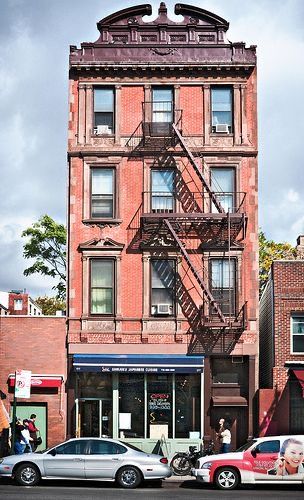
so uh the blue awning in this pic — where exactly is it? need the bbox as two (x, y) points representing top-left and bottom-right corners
(73, 354), (204, 374)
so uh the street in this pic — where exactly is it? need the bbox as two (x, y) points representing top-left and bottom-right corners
(0, 478), (303, 500)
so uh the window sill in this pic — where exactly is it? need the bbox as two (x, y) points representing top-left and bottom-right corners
(83, 218), (122, 226)
(210, 133), (234, 136)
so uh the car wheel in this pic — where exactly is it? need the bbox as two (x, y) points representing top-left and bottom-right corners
(215, 467), (239, 490)
(15, 463), (40, 486)
(116, 466), (142, 489)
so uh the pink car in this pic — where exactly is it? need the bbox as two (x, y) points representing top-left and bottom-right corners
(192, 435), (304, 490)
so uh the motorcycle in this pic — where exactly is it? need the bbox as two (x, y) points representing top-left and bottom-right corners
(170, 440), (215, 476)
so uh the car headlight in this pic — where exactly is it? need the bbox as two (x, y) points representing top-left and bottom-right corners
(202, 462), (212, 470)
(0, 459), (4, 464)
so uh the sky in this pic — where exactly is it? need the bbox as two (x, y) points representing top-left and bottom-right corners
(0, 0), (303, 297)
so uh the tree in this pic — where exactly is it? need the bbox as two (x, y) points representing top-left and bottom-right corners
(35, 296), (66, 316)
(22, 215), (66, 300)
(259, 229), (297, 296)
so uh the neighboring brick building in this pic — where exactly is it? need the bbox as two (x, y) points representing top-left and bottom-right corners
(0, 316), (67, 448)
(67, 3), (258, 452)
(259, 238), (304, 436)
(0, 290), (43, 316)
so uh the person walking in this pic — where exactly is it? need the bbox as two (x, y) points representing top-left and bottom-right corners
(219, 422), (231, 454)
(28, 414), (39, 452)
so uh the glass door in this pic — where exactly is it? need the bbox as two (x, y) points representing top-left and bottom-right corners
(77, 398), (112, 438)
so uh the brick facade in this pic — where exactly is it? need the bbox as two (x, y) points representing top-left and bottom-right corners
(67, 3), (258, 449)
(259, 259), (304, 435)
(0, 316), (67, 448)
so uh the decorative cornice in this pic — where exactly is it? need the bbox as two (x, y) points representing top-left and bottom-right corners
(78, 237), (124, 251)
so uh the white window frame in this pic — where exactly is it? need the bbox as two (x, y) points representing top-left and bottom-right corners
(291, 314), (304, 354)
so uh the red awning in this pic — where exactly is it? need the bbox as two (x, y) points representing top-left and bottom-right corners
(293, 370), (304, 397)
(8, 374), (63, 388)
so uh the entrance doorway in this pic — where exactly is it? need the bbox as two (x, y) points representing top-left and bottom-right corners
(76, 398), (112, 438)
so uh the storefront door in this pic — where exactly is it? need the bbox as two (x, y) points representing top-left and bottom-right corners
(77, 399), (112, 438)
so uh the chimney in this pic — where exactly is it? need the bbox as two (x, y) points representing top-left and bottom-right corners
(296, 235), (304, 258)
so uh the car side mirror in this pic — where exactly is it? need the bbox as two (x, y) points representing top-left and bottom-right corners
(49, 448), (57, 456)
(251, 449), (257, 458)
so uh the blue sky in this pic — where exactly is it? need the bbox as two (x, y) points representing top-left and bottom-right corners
(0, 0), (303, 297)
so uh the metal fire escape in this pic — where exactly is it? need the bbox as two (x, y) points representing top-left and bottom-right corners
(133, 101), (248, 336)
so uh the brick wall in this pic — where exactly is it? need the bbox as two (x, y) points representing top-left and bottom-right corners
(272, 261), (304, 390)
(0, 316), (67, 448)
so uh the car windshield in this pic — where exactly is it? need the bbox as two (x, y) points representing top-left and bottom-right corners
(235, 439), (257, 452)
(121, 441), (145, 453)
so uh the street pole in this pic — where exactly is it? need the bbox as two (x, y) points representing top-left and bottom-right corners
(10, 371), (17, 454)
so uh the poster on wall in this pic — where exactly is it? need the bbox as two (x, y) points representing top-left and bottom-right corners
(15, 370), (31, 399)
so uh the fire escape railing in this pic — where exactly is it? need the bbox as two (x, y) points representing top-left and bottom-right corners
(164, 219), (226, 324)
(132, 103), (248, 330)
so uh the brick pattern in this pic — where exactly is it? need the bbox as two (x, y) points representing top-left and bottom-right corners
(0, 317), (67, 448)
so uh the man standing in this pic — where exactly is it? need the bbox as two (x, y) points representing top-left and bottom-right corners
(28, 414), (39, 452)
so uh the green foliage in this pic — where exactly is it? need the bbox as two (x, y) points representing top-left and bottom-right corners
(35, 296), (66, 316)
(259, 229), (297, 296)
(22, 215), (66, 300)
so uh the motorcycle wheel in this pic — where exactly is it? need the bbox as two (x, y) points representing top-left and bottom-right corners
(170, 455), (192, 476)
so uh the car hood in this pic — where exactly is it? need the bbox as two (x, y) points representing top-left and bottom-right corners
(197, 451), (243, 465)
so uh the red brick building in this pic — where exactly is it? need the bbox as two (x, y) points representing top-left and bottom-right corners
(67, 3), (258, 452)
(0, 316), (66, 449)
(259, 238), (304, 436)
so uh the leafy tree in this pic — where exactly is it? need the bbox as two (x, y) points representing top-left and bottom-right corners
(259, 229), (297, 296)
(35, 296), (66, 316)
(22, 215), (66, 300)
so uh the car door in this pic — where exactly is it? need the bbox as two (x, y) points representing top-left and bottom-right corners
(248, 439), (281, 481)
(85, 439), (127, 479)
(43, 439), (89, 479)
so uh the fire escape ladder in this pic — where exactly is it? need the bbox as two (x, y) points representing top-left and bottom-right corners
(172, 123), (225, 214)
(164, 219), (226, 324)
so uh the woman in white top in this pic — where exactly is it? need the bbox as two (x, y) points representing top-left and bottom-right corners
(220, 422), (231, 453)
(20, 419), (33, 453)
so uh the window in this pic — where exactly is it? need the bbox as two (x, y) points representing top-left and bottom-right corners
(151, 169), (175, 213)
(14, 299), (22, 311)
(291, 315), (304, 353)
(90, 259), (114, 315)
(211, 167), (235, 213)
(88, 440), (127, 455)
(210, 259), (236, 315)
(94, 87), (114, 134)
(152, 87), (173, 123)
(211, 87), (233, 133)
(54, 440), (89, 455)
(253, 440), (280, 454)
(119, 374), (144, 438)
(151, 259), (175, 316)
(91, 168), (114, 219)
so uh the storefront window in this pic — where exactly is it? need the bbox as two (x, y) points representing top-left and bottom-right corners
(119, 374), (144, 438)
(147, 375), (172, 438)
(175, 374), (201, 438)
(77, 373), (112, 398)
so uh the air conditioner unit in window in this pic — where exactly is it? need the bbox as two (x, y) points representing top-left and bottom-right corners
(215, 123), (229, 133)
(95, 125), (111, 135)
(156, 304), (171, 315)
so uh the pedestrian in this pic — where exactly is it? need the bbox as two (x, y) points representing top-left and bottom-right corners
(28, 413), (40, 451)
(219, 422), (231, 454)
(216, 417), (225, 450)
(13, 418), (25, 454)
(14, 419), (33, 454)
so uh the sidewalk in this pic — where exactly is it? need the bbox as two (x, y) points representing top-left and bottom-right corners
(165, 474), (193, 482)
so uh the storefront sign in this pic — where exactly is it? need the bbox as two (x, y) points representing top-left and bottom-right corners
(15, 370), (31, 399)
(74, 354), (204, 374)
